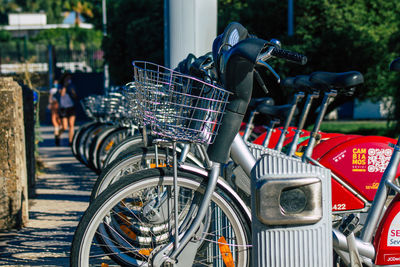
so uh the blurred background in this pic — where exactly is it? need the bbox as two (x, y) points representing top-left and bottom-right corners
(0, 0), (399, 135)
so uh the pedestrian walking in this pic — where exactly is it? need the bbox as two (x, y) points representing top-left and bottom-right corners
(56, 73), (77, 145)
(48, 79), (62, 146)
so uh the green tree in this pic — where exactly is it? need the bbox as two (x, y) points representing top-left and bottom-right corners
(0, 0), (20, 24)
(62, 0), (94, 25)
(32, 28), (102, 49)
(13, 0), (64, 23)
(0, 30), (11, 42)
(102, 0), (163, 85)
(100, 0), (400, 131)
(224, 0), (400, 127)
(218, 0), (248, 32)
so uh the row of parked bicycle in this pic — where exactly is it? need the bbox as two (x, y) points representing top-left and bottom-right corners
(69, 22), (400, 266)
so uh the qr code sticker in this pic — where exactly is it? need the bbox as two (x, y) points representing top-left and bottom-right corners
(367, 148), (392, 172)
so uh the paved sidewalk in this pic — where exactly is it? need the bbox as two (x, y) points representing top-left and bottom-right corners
(0, 126), (97, 266)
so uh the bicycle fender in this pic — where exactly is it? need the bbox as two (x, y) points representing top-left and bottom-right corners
(374, 194), (400, 265)
(319, 136), (399, 203)
(312, 134), (361, 160)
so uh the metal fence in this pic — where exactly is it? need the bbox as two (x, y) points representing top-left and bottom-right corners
(0, 43), (104, 74)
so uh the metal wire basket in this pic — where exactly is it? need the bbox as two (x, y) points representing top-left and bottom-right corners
(122, 82), (141, 125)
(133, 61), (231, 144)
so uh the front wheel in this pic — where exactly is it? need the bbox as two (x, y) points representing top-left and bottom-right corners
(71, 168), (251, 266)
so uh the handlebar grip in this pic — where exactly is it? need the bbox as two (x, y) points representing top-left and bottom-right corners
(271, 47), (307, 65)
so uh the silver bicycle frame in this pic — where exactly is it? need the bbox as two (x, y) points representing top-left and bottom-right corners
(151, 134), (255, 266)
(152, 162), (222, 266)
(361, 139), (400, 242)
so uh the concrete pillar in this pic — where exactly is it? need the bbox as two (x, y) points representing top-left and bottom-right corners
(0, 77), (29, 229)
(168, 0), (217, 68)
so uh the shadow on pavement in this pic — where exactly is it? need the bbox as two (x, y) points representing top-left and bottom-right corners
(0, 125), (97, 266)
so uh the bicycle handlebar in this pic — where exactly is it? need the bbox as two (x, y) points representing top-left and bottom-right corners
(270, 47), (308, 65)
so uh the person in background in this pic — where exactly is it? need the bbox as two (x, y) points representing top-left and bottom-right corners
(48, 80), (61, 146)
(56, 73), (77, 145)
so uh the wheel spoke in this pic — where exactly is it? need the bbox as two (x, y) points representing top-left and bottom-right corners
(72, 172), (250, 266)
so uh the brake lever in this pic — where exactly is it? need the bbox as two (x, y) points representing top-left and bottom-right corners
(256, 59), (281, 84)
(257, 39), (281, 62)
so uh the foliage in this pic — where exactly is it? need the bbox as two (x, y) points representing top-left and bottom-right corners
(0, 0), (101, 53)
(102, 0), (163, 85)
(2, 0), (399, 129)
(32, 27), (102, 49)
(102, 0), (250, 85)
(0, 0), (19, 24)
(63, 0), (94, 25)
(83, 0), (103, 30)
(12, 0), (64, 23)
(222, 0), (398, 98)
(0, 1), (96, 25)
(217, 0), (400, 128)
(102, 0), (400, 101)
(217, 0), (248, 32)
(0, 30), (11, 42)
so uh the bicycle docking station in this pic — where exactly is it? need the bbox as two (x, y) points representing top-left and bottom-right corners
(251, 153), (332, 267)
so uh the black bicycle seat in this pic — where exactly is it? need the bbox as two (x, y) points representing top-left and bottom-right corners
(282, 75), (319, 93)
(281, 77), (296, 89)
(248, 97), (275, 110)
(294, 75), (322, 92)
(310, 71), (364, 89)
(390, 58), (400, 72)
(256, 103), (297, 119)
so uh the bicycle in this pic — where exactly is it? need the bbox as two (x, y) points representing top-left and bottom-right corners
(70, 24), (308, 265)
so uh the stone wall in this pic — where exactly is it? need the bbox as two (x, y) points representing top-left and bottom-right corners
(0, 77), (29, 229)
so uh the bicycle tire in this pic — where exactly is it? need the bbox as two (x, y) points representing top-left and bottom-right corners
(77, 123), (106, 166)
(82, 124), (111, 168)
(71, 167), (251, 266)
(71, 121), (97, 159)
(95, 127), (130, 171)
(73, 122), (102, 165)
(87, 125), (121, 173)
(102, 134), (145, 168)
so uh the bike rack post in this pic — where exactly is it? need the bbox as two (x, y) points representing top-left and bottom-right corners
(275, 92), (305, 152)
(172, 141), (179, 250)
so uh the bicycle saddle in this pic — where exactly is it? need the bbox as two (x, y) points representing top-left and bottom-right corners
(390, 58), (400, 72)
(256, 103), (297, 120)
(281, 75), (317, 94)
(248, 97), (275, 110)
(310, 71), (364, 89)
(294, 75), (320, 92)
(281, 76), (296, 88)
